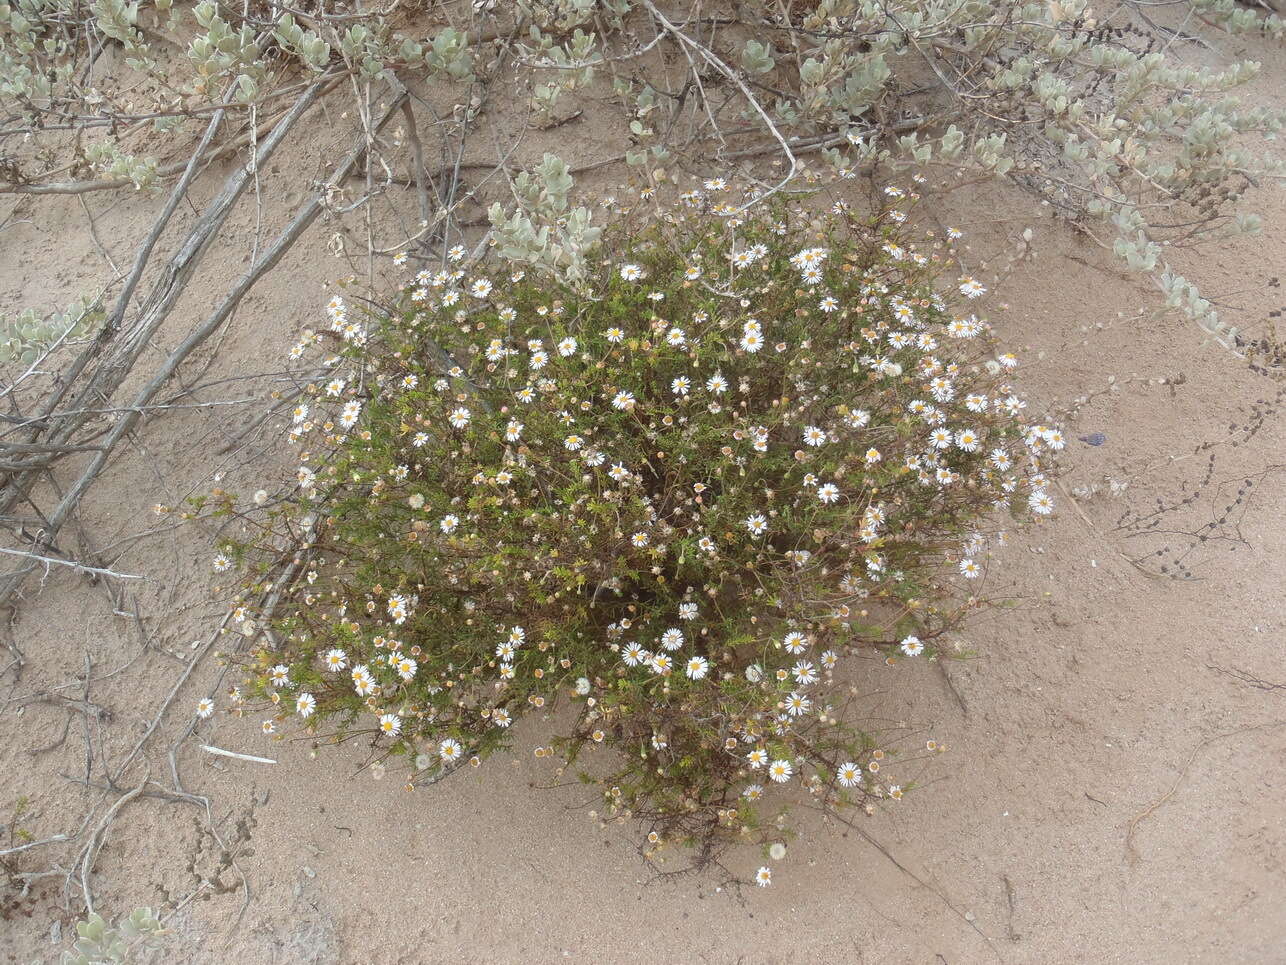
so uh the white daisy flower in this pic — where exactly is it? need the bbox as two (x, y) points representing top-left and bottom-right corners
(836, 762), (862, 787)
(339, 400), (362, 430)
(792, 661), (818, 685)
(768, 759), (793, 783)
(783, 692), (811, 717)
(782, 632), (808, 655)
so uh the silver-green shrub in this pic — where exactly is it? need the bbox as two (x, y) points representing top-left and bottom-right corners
(2, 295), (103, 365)
(487, 154), (602, 283)
(63, 907), (166, 965)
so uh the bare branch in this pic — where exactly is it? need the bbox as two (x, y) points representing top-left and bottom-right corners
(0, 547), (143, 582)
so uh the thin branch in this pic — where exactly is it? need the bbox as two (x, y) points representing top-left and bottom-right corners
(638, 0), (798, 210)
(199, 744), (277, 765)
(78, 774), (148, 916)
(0, 547), (142, 582)
(0, 78), (334, 579)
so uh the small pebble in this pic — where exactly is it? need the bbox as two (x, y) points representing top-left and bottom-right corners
(1079, 432), (1107, 446)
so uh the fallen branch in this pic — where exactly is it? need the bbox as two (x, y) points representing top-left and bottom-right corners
(78, 774), (147, 916)
(0, 77), (369, 610)
(199, 744), (277, 765)
(0, 75), (345, 197)
(0, 107), (223, 450)
(400, 96), (431, 229)
(0, 546), (142, 582)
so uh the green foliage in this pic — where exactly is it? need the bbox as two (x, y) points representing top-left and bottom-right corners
(487, 154), (603, 283)
(740, 39), (776, 76)
(2, 295), (103, 365)
(84, 140), (157, 190)
(64, 907), (166, 965)
(0, 0), (82, 101)
(236, 179), (1060, 864)
(525, 26), (597, 120)
(424, 26), (474, 81)
(273, 13), (331, 72)
(4, 794), (34, 844)
(517, 0), (629, 31)
(188, 0), (265, 99)
(88, 0), (141, 49)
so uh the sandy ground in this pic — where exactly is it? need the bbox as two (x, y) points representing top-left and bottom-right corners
(2, 23), (1284, 965)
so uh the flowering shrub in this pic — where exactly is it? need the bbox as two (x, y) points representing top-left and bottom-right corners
(234, 176), (1061, 872)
